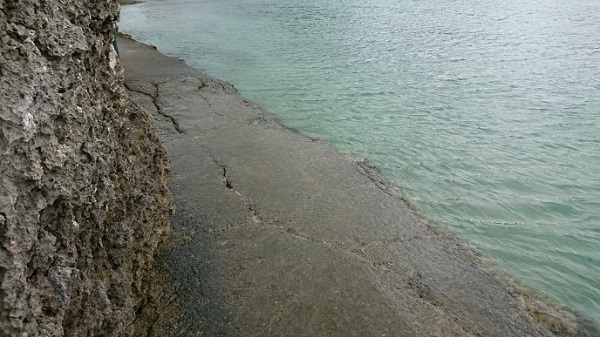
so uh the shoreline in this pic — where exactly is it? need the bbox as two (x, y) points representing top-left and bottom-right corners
(117, 34), (598, 336)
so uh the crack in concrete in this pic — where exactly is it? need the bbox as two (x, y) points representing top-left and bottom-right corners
(197, 147), (414, 274)
(125, 81), (185, 134)
(195, 84), (211, 105)
(199, 149), (420, 266)
(272, 223), (423, 270)
(218, 164), (262, 224)
(355, 160), (421, 213)
(222, 167), (233, 189)
(151, 82), (185, 134)
(196, 89), (225, 117)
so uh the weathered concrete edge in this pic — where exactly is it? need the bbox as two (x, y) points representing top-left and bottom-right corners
(356, 159), (600, 336)
(118, 34), (600, 336)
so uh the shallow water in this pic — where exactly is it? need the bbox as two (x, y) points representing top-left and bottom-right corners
(119, 0), (600, 325)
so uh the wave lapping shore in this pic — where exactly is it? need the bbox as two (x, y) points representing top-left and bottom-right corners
(117, 35), (598, 337)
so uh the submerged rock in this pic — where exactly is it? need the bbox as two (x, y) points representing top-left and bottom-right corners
(0, 1), (173, 336)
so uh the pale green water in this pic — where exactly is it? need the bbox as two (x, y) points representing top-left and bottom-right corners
(120, 0), (600, 325)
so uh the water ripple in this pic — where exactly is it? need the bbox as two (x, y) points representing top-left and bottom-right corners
(120, 0), (600, 325)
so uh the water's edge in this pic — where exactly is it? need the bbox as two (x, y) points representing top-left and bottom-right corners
(118, 31), (599, 335)
(118, 0), (600, 326)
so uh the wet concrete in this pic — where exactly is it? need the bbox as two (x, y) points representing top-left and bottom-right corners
(117, 35), (598, 337)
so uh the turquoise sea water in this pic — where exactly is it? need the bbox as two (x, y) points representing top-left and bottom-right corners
(119, 0), (600, 325)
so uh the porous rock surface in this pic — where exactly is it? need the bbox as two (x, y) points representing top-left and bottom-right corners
(0, 1), (173, 336)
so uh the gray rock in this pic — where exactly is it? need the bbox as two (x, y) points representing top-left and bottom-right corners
(0, 1), (173, 336)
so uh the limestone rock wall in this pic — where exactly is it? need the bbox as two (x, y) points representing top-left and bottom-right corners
(0, 1), (174, 336)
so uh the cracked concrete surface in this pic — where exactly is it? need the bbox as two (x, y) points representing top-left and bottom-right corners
(117, 35), (599, 337)
(125, 81), (185, 134)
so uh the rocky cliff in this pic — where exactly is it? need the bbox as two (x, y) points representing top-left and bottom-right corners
(0, 1), (173, 336)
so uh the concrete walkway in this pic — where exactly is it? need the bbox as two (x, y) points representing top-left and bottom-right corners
(117, 35), (596, 337)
